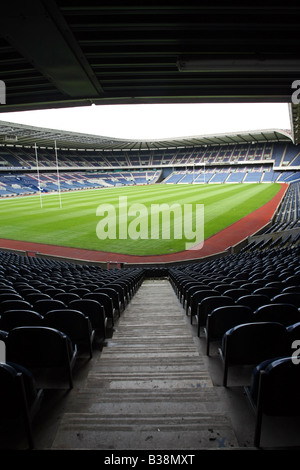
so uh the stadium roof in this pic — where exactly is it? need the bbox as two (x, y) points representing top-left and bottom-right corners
(0, 119), (293, 151)
(0, 1), (300, 145)
(0, 1), (300, 108)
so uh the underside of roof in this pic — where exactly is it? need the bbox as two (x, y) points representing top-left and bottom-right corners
(0, 1), (299, 145)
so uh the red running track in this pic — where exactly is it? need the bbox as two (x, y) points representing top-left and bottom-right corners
(0, 183), (288, 265)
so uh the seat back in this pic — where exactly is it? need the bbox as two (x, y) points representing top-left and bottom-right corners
(197, 295), (233, 330)
(223, 288), (251, 301)
(6, 326), (75, 368)
(271, 293), (300, 307)
(44, 309), (92, 343)
(207, 305), (253, 338)
(0, 300), (33, 313)
(69, 299), (106, 331)
(53, 293), (81, 305)
(34, 299), (66, 316)
(254, 303), (300, 326)
(222, 322), (290, 364)
(236, 294), (269, 311)
(0, 310), (43, 331)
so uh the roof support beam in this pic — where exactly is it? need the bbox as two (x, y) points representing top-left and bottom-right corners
(0, 0), (103, 99)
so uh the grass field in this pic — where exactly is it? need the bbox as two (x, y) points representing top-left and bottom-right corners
(0, 183), (281, 255)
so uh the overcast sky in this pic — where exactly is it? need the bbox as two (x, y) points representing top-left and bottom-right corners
(0, 102), (291, 140)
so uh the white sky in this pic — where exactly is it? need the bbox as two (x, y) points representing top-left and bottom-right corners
(0, 102), (291, 140)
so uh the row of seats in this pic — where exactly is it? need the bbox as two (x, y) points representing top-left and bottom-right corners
(0, 253), (144, 448)
(169, 245), (300, 447)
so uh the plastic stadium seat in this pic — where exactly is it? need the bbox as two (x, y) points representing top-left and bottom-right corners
(0, 362), (43, 449)
(95, 287), (122, 317)
(24, 293), (52, 306)
(214, 284), (234, 294)
(0, 310), (44, 331)
(271, 293), (300, 307)
(69, 287), (90, 297)
(6, 326), (77, 389)
(0, 300), (33, 313)
(0, 293), (23, 303)
(245, 357), (300, 447)
(109, 283), (127, 308)
(204, 305), (253, 356)
(235, 294), (269, 311)
(43, 288), (65, 296)
(180, 282), (206, 306)
(34, 299), (67, 316)
(286, 322), (300, 342)
(253, 303), (300, 326)
(83, 292), (115, 327)
(240, 283), (260, 293)
(197, 295), (233, 337)
(53, 292), (81, 305)
(223, 288), (251, 301)
(69, 299), (107, 342)
(184, 284), (208, 311)
(282, 286), (300, 294)
(219, 322), (290, 386)
(188, 289), (219, 324)
(44, 309), (95, 359)
(253, 287), (281, 299)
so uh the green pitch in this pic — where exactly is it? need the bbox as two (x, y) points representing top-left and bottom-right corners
(0, 183), (281, 255)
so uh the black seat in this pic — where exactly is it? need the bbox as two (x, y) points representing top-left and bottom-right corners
(69, 288), (90, 297)
(204, 305), (253, 355)
(223, 288), (251, 301)
(69, 299), (107, 343)
(184, 284), (208, 312)
(44, 309), (95, 358)
(0, 300), (33, 313)
(235, 294), (269, 311)
(214, 284), (234, 294)
(0, 362), (43, 449)
(271, 293), (300, 308)
(53, 293), (81, 305)
(34, 299), (66, 316)
(0, 293), (23, 304)
(245, 357), (300, 447)
(220, 322), (290, 386)
(188, 289), (219, 324)
(197, 296), (233, 337)
(282, 286), (300, 294)
(286, 322), (300, 343)
(94, 287), (122, 317)
(0, 310), (44, 331)
(6, 326), (77, 389)
(25, 293), (51, 304)
(252, 287), (281, 299)
(83, 292), (115, 327)
(109, 283), (127, 308)
(253, 303), (300, 326)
